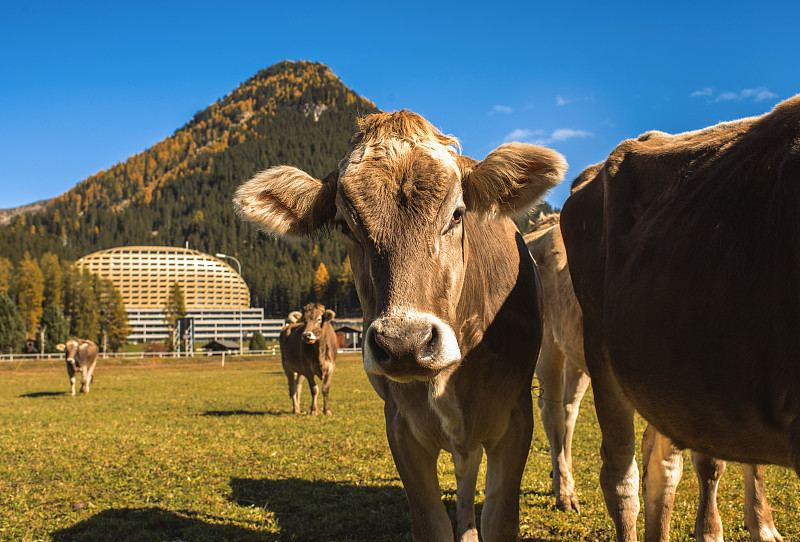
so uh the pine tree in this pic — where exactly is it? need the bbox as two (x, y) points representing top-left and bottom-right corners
(39, 252), (62, 307)
(249, 331), (267, 351)
(63, 268), (100, 340)
(97, 278), (130, 352)
(164, 282), (186, 350)
(39, 302), (69, 353)
(0, 292), (26, 354)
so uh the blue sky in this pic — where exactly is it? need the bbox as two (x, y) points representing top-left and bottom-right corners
(2, 1), (798, 210)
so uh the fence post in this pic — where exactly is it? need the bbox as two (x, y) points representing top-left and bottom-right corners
(221, 351), (225, 367)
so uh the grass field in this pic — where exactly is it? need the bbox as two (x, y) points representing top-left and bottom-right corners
(1, 353), (797, 541)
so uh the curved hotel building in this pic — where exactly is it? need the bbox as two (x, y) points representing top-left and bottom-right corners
(75, 246), (283, 343)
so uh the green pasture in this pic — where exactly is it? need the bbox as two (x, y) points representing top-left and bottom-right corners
(1, 354), (797, 541)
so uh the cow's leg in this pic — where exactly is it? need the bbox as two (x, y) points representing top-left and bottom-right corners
(294, 374), (304, 414)
(309, 376), (320, 416)
(536, 337), (579, 512)
(742, 463), (783, 542)
(585, 331), (639, 542)
(454, 447), (482, 542)
(386, 406), (453, 541)
(67, 364), (76, 396)
(641, 424), (684, 542)
(561, 359), (591, 512)
(81, 368), (90, 393)
(481, 391), (533, 542)
(691, 450), (725, 542)
(284, 370), (301, 414)
(321, 367), (334, 416)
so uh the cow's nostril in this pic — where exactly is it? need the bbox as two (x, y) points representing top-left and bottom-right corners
(420, 325), (440, 360)
(369, 330), (392, 365)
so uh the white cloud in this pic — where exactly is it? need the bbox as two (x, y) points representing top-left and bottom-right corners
(555, 95), (593, 107)
(691, 87), (713, 97)
(693, 86), (778, 103)
(488, 104), (513, 115)
(503, 128), (594, 145)
(551, 128), (594, 142)
(503, 128), (544, 142)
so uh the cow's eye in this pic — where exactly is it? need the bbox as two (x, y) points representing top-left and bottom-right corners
(335, 219), (352, 237)
(452, 209), (464, 224)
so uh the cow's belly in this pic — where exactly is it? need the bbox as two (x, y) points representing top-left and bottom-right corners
(604, 278), (795, 466)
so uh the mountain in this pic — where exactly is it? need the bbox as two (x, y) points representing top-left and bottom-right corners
(0, 61), (378, 317)
(0, 199), (51, 225)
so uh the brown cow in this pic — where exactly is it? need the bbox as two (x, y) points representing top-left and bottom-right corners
(526, 214), (782, 541)
(560, 95), (800, 541)
(56, 339), (99, 395)
(234, 110), (566, 541)
(279, 303), (337, 415)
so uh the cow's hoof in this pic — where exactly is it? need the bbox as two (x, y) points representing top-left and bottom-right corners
(556, 494), (581, 515)
(311, 410), (319, 416)
(324, 410), (332, 416)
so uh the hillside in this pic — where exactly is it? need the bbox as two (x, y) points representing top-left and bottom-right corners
(0, 199), (51, 226)
(0, 61), (378, 317)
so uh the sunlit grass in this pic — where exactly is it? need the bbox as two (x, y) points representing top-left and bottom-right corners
(0, 354), (797, 541)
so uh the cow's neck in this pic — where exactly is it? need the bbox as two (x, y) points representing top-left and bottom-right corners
(428, 215), (520, 451)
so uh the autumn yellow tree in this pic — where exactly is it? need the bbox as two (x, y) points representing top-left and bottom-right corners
(0, 257), (13, 294)
(313, 262), (329, 301)
(16, 254), (44, 337)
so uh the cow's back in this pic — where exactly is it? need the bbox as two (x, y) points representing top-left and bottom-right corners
(525, 220), (583, 366)
(562, 95), (800, 467)
(76, 340), (100, 368)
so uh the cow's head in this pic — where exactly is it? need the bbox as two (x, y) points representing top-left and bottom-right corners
(235, 110), (565, 382)
(295, 303), (335, 344)
(56, 340), (79, 367)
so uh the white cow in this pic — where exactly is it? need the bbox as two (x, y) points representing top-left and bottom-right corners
(56, 339), (99, 395)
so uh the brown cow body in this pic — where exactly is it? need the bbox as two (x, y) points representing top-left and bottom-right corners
(235, 110), (566, 541)
(57, 339), (99, 395)
(279, 303), (337, 415)
(526, 215), (782, 541)
(560, 96), (800, 541)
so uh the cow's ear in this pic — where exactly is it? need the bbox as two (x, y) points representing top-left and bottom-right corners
(287, 311), (302, 323)
(234, 166), (338, 237)
(56, 343), (66, 352)
(459, 143), (567, 216)
(323, 310), (335, 322)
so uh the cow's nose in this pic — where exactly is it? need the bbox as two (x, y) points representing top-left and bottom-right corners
(302, 331), (316, 342)
(371, 323), (439, 364)
(364, 313), (461, 380)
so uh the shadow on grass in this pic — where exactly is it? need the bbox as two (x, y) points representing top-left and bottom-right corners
(230, 476), (411, 540)
(202, 409), (287, 417)
(51, 507), (268, 542)
(19, 391), (68, 398)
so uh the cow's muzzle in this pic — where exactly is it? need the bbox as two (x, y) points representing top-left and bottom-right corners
(363, 312), (461, 381)
(302, 331), (317, 344)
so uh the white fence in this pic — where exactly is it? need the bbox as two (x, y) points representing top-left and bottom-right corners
(0, 347), (361, 363)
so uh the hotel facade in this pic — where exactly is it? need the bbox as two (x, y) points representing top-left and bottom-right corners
(75, 246), (284, 343)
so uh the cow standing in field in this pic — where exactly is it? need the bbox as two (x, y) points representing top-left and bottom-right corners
(56, 339), (99, 395)
(560, 95), (800, 541)
(235, 110), (566, 541)
(279, 303), (337, 416)
(526, 213), (782, 541)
